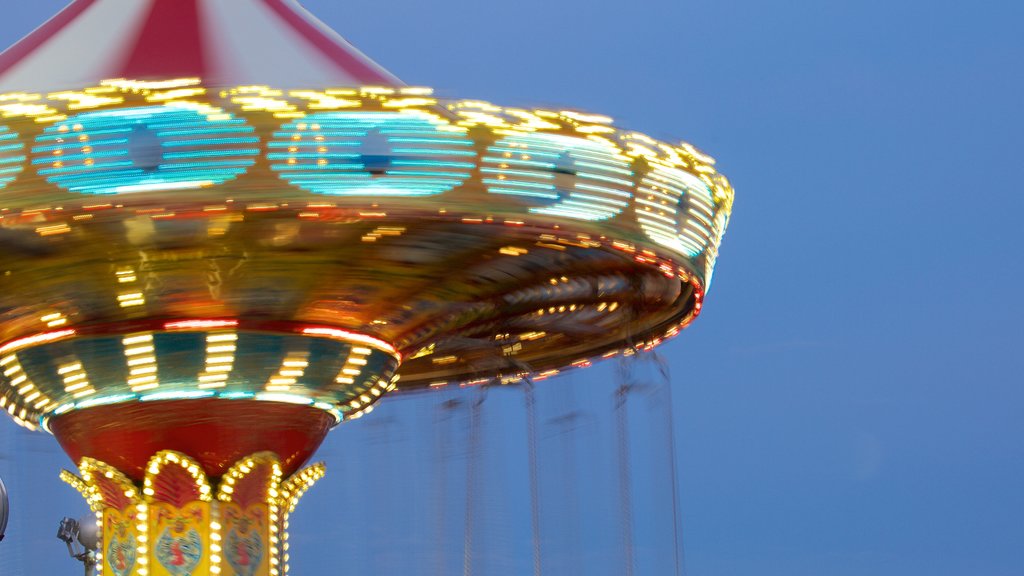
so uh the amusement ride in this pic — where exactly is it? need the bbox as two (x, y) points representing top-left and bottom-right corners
(0, 1), (733, 574)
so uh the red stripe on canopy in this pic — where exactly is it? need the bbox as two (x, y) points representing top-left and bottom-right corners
(118, 0), (209, 79)
(0, 0), (98, 76)
(262, 0), (396, 85)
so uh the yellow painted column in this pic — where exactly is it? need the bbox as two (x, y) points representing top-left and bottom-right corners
(103, 504), (145, 576)
(62, 460), (145, 576)
(61, 451), (325, 576)
(144, 452), (214, 576)
(217, 453), (283, 576)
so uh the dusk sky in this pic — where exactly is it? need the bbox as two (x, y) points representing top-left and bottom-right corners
(1, 0), (1022, 575)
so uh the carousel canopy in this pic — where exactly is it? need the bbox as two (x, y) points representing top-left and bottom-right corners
(0, 0), (401, 92)
(0, 0), (733, 481)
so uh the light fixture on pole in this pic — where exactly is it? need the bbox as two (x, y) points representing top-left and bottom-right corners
(0, 475), (8, 542)
(56, 515), (100, 576)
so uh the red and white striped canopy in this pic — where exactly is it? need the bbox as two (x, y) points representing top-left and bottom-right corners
(0, 0), (402, 92)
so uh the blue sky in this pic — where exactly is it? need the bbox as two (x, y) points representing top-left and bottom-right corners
(1, 0), (1023, 574)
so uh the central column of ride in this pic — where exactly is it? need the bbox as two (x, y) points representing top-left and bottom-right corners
(64, 451), (324, 576)
(25, 322), (403, 576)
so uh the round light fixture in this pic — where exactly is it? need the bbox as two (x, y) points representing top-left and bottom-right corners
(0, 475), (8, 542)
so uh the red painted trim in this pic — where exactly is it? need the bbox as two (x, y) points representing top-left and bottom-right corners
(0, 0), (98, 76)
(52, 399), (333, 480)
(261, 0), (397, 85)
(117, 0), (209, 79)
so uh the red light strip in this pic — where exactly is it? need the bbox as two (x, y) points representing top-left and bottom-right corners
(0, 321), (399, 361)
(301, 327), (400, 359)
(164, 319), (240, 331)
(0, 329), (77, 355)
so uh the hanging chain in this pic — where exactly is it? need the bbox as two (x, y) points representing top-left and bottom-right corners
(434, 393), (460, 576)
(615, 371), (636, 576)
(614, 274), (647, 576)
(463, 384), (486, 576)
(523, 377), (543, 576)
(656, 355), (687, 576)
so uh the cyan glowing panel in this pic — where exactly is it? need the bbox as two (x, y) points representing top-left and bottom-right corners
(637, 165), (717, 258)
(704, 208), (730, 289)
(677, 169), (717, 258)
(32, 105), (258, 194)
(483, 133), (633, 221)
(269, 111), (475, 196)
(0, 125), (25, 189)
(638, 164), (688, 256)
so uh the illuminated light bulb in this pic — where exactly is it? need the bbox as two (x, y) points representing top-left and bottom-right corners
(206, 345), (237, 353)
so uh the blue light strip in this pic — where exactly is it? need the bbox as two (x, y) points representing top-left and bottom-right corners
(40, 388), (347, 430)
(32, 105), (258, 195)
(270, 111), (475, 196)
(638, 165), (720, 258)
(639, 165), (688, 255)
(484, 133), (633, 222)
(0, 127), (25, 189)
(11, 100), (728, 265)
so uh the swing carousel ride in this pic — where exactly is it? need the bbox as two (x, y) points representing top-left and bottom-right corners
(0, 1), (733, 574)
